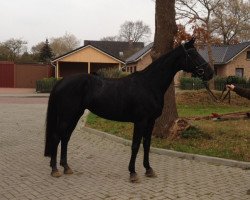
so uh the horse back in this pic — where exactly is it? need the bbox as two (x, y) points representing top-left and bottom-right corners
(54, 73), (163, 123)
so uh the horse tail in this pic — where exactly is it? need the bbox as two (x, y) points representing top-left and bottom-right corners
(44, 83), (59, 157)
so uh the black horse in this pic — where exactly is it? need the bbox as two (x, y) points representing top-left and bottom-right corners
(44, 38), (213, 181)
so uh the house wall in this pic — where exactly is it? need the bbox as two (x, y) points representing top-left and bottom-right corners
(56, 46), (124, 78)
(216, 47), (250, 78)
(136, 53), (152, 71)
(60, 46), (120, 63)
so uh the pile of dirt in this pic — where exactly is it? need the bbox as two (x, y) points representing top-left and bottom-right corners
(169, 118), (190, 139)
(176, 89), (250, 106)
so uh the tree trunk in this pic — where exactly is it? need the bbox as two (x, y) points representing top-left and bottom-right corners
(206, 23), (215, 89)
(151, 0), (178, 138)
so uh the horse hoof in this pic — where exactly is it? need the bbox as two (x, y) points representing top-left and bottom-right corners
(64, 167), (73, 175)
(130, 173), (140, 183)
(51, 170), (62, 178)
(145, 168), (157, 178)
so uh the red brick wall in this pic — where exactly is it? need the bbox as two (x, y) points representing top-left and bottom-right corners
(15, 64), (53, 88)
(0, 61), (15, 87)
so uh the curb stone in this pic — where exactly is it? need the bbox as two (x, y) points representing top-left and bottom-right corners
(83, 126), (250, 170)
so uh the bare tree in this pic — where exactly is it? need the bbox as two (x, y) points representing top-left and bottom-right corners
(212, 0), (250, 44)
(100, 36), (120, 41)
(0, 38), (27, 61)
(119, 20), (151, 42)
(50, 33), (81, 57)
(151, 0), (178, 138)
(176, 0), (222, 88)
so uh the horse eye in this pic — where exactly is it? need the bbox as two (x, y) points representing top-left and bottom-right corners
(197, 68), (204, 75)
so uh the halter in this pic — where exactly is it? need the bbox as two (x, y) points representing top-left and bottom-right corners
(182, 45), (207, 78)
(182, 45), (231, 103)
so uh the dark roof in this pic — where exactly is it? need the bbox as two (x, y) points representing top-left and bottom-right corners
(125, 42), (250, 65)
(126, 43), (153, 64)
(84, 40), (144, 61)
(198, 42), (250, 64)
(52, 44), (125, 63)
(52, 41), (144, 63)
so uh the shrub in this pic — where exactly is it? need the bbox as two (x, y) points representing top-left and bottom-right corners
(36, 77), (58, 93)
(181, 126), (212, 139)
(96, 67), (128, 78)
(214, 76), (248, 90)
(179, 77), (204, 90)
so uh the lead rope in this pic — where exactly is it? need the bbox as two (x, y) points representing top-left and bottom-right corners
(202, 81), (231, 103)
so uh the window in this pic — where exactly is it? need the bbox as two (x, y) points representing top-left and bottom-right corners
(247, 51), (250, 59)
(214, 66), (218, 76)
(235, 68), (244, 78)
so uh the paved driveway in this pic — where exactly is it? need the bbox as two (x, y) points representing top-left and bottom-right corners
(0, 96), (249, 200)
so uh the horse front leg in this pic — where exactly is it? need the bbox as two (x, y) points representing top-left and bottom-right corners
(143, 120), (157, 178)
(128, 121), (144, 182)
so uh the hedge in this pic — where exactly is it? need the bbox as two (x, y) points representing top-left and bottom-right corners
(36, 77), (58, 93)
(96, 67), (129, 78)
(179, 76), (250, 90)
(179, 77), (205, 90)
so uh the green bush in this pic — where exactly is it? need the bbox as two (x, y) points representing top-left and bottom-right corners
(36, 77), (58, 93)
(214, 76), (249, 90)
(96, 67), (128, 78)
(181, 126), (212, 139)
(180, 76), (250, 91)
(179, 77), (204, 90)
(214, 76), (227, 90)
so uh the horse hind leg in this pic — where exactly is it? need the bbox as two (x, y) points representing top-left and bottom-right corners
(50, 135), (62, 177)
(60, 137), (73, 175)
(59, 113), (84, 175)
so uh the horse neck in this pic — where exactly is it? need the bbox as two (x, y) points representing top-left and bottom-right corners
(142, 46), (183, 94)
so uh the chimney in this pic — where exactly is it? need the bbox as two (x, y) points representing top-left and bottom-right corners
(128, 40), (133, 45)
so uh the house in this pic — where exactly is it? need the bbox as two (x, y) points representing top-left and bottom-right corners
(52, 40), (144, 78)
(0, 61), (53, 88)
(126, 42), (153, 73)
(198, 42), (250, 78)
(125, 42), (250, 84)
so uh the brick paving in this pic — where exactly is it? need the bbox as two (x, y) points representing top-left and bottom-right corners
(0, 96), (250, 200)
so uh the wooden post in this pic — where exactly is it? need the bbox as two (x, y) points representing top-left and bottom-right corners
(56, 62), (59, 78)
(88, 62), (91, 74)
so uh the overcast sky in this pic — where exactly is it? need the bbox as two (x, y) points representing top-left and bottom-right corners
(1, 0), (155, 50)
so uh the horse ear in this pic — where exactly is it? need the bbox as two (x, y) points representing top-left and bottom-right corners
(190, 37), (196, 44)
(184, 37), (196, 48)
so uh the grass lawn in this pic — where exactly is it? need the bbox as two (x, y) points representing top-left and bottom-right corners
(86, 90), (250, 162)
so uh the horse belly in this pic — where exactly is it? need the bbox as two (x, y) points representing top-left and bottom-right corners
(88, 99), (133, 122)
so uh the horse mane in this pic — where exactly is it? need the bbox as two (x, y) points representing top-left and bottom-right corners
(139, 45), (183, 75)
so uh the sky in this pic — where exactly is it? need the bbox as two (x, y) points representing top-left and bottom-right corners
(1, 0), (155, 50)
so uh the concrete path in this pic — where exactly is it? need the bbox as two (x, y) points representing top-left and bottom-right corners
(0, 95), (250, 200)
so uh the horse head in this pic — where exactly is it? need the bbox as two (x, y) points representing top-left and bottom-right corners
(181, 38), (214, 81)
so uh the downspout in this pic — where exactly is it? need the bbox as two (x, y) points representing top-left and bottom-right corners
(50, 61), (57, 78)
